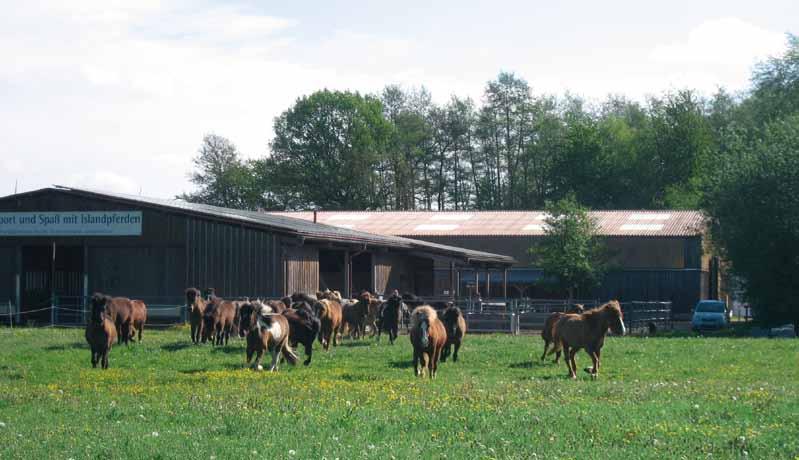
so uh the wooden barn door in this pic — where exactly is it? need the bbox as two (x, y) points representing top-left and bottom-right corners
(283, 246), (319, 296)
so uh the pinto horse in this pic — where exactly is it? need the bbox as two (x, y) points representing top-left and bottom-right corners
(540, 304), (585, 363)
(376, 291), (403, 344)
(282, 301), (321, 366)
(185, 288), (207, 344)
(549, 300), (626, 379)
(409, 305), (447, 378)
(439, 305), (466, 363)
(316, 298), (343, 351)
(238, 302), (298, 372)
(85, 293), (118, 369)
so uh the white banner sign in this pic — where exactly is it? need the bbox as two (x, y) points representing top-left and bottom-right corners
(0, 211), (142, 236)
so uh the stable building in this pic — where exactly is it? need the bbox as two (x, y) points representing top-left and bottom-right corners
(270, 210), (719, 317)
(0, 187), (513, 324)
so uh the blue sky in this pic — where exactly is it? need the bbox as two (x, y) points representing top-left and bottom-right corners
(1, 0), (796, 198)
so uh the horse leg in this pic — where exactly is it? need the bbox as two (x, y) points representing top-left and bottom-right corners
(390, 326), (397, 345)
(441, 343), (449, 362)
(102, 349), (109, 369)
(253, 349), (264, 371)
(568, 349), (578, 379)
(413, 349), (420, 377)
(431, 347), (442, 379)
(90, 348), (98, 368)
(453, 340), (461, 363)
(269, 345), (280, 372)
(246, 345), (253, 365)
(303, 340), (312, 366)
(137, 321), (143, 342)
(541, 340), (550, 361)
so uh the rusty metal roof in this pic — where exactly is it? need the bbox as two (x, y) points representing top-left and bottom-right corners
(268, 210), (706, 237)
(3, 187), (514, 265)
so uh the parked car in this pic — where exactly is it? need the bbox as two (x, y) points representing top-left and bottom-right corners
(691, 300), (728, 331)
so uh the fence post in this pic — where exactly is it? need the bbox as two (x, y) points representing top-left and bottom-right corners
(51, 296), (56, 327)
(7, 301), (12, 329)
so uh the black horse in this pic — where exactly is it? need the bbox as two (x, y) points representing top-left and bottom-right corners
(282, 301), (321, 366)
(377, 291), (404, 344)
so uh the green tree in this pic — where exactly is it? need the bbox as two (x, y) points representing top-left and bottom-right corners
(748, 34), (799, 124)
(180, 134), (260, 209)
(532, 195), (608, 300)
(703, 115), (799, 335)
(264, 90), (393, 210)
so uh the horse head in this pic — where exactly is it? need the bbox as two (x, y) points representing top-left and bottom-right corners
(90, 293), (111, 323)
(605, 300), (626, 335)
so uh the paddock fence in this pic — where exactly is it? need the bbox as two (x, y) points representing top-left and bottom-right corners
(0, 295), (672, 335)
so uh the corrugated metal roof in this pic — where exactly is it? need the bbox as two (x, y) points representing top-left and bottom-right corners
(268, 210), (706, 237)
(6, 187), (514, 265)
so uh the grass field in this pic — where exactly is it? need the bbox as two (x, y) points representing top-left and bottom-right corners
(0, 327), (797, 460)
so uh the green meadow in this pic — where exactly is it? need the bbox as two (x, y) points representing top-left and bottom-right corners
(0, 327), (797, 459)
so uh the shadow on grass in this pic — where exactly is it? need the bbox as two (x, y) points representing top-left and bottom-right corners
(161, 342), (193, 352)
(337, 340), (372, 348)
(45, 342), (87, 351)
(388, 360), (413, 369)
(508, 360), (555, 369)
(210, 345), (244, 354)
(179, 368), (211, 375)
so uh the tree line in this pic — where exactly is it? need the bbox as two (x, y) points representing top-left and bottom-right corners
(184, 34), (799, 331)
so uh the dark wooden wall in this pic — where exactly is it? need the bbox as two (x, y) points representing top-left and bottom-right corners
(284, 245), (319, 295)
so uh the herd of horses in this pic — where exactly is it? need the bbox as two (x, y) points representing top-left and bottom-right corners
(85, 288), (625, 379)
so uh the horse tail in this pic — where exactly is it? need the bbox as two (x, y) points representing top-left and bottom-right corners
(547, 321), (563, 356)
(281, 341), (299, 365)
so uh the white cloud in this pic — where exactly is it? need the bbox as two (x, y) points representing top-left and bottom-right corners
(64, 171), (141, 195)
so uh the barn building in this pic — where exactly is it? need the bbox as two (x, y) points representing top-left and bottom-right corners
(270, 210), (718, 317)
(0, 187), (513, 324)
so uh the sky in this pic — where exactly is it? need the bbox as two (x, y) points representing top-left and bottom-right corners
(0, 0), (796, 199)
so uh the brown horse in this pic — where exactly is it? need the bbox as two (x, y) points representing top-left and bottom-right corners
(238, 302), (298, 372)
(439, 305), (466, 363)
(316, 298), (342, 351)
(540, 304), (585, 363)
(129, 300), (147, 342)
(549, 300), (626, 379)
(409, 305), (447, 378)
(85, 293), (118, 369)
(203, 293), (237, 346)
(185, 288), (206, 344)
(101, 295), (134, 346)
(342, 291), (371, 339)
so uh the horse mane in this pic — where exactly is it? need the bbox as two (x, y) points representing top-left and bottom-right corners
(442, 305), (462, 321)
(410, 305), (437, 329)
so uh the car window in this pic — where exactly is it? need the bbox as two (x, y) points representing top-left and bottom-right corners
(696, 302), (725, 313)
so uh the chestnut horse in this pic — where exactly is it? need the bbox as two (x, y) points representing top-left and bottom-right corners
(282, 301), (321, 366)
(85, 293), (118, 369)
(185, 288), (206, 344)
(203, 293), (237, 346)
(129, 299), (147, 342)
(549, 300), (626, 379)
(409, 305), (447, 378)
(101, 294), (134, 346)
(376, 291), (403, 344)
(439, 305), (466, 363)
(238, 302), (298, 372)
(316, 298), (342, 351)
(540, 304), (585, 363)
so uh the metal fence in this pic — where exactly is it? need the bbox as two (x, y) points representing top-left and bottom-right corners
(0, 295), (671, 334)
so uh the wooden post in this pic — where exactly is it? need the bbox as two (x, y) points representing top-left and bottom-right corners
(15, 245), (21, 325)
(449, 262), (455, 299)
(344, 251), (352, 299)
(485, 270), (491, 299)
(503, 268), (508, 299)
(50, 241), (56, 326)
(82, 244), (89, 324)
